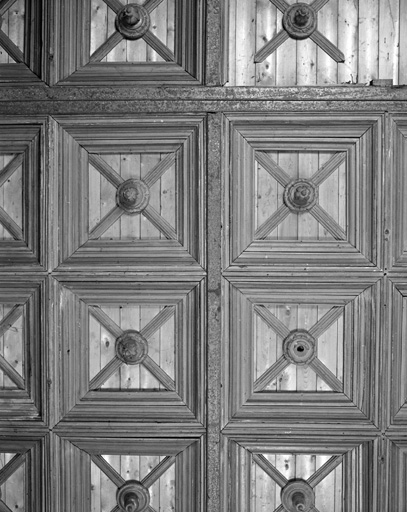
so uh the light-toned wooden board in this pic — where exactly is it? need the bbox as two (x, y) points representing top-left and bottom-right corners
(276, 29), (297, 86)
(3, 158), (22, 236)
(317, 305), (338, 391)
(3, 305), (22, 388)
(159, 153), (176, 239)
(255, 0), (277, 86)
(260, 150), (279, 239)
(298, 151), (319, 240)
(317, 0), (338, 84)
(227, 0), (237, 83)
(295, 453), (316, 481)
(358, 0), (379, 83)
(100, 155), (121, 239)
(141, 455), (161, 509)
(275, 453), (295, 507)
(0, 155), (13, 239)
(120, 154), (141, 239)
(277, 304), (297, 391)
(140, 306), (161, 389)
(147, 0), (167, 62)
(318, 152), (337, 240)
(167, 0), (175, 53)
(297, 30), (317, 86)
(235, 0), (256, 85)
(379, 0), (399, 82)
(337, 0), (359, 83)
(141, 154), (161, 239)
(277, 152), (298, 240)
(101, 307), (120, 389)
(6, 0), (25, 59)
(399, 0), (407, 83)
(98, 457), (119, 512)
(90, 0), (108, 57)
(90, 459), (101, 512)
(2, 458), (25, 510)
(159, 456), (175, 511)
(314, 455), (336, 511)
(106, 6), (127, 62)
(252, 454), (277, 511)
(254, 305), (277, 388)
(296, 305), (317, 391)
(120, 305), (141, 389)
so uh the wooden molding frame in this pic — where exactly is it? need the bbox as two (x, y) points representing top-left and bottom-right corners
(223, 434), (378, 511)
(51, 0), (204, 86)
(52, 433), (203, 512)
(51, 277), (205, 426)
(0, 119), (46, 270)
(224, 113), (383, 271)
(52, 115), (205, 272)
(0, 0), (44, 84)
(0, 277), (45, 423)
(224, 276), (381, 427)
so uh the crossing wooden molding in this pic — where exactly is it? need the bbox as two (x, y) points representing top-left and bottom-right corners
(52, 115), (205, 272)
(51, 0), (204, 85)
(223, 276), (381, 427)
(50, 277), (205, 426)
(223, 434), (379, 511)
(0, 0), (43, 84)
(0, 277), (45, 423)
(51, 433), (203, 512)
(0, 119), (46, 270)
(224, 113), (383, 271)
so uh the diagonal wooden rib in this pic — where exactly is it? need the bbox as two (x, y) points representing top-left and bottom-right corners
(143, 153), (176, 188)
(269, 0), (290, 13)
(310, 152), (346, 187)
(103, 0), (124, 14)
(0, 153), (23, 188)
(89, 356), (123, 390)
(254, 305), (291, 340)
(255, 204), (291, 240)
(309, 204), (346, 240)
(142, 355), (175, 391)
(253, 355), (290, 392)
(309, 358), (342, 392)
(0, 453), (25, 485)
(144, 0), (166, 13)
(91, 454), (125, 487)
(141, 456), (176, 488)
(88, 154), (124, 188)
(0, 31), (24, 63)
(109, 506), (121, 512)
(252, 454), (288, 487)
(254, 30), (290, 63)
(143, 30), (175, 62)
(0, 354), (24, 389)
(89, 206), (123, 240)
(142, 205), (177, 240)
(308, 455), (343, 488)
(0, 0), (18, 16)
(309, 306), (343, 340)
(140, 306), (175, 340)
(0, 206), (23, 240)
(310, 31), (345, 63)
(310, 0), (331, 11)
(274, 506), (285, 512)
(0, 501), (13, 512)
(89, 31), (124, 63)
(0, 305), (23, 338)
(255, 151), (292, 187)
(88, 306), (123, 339)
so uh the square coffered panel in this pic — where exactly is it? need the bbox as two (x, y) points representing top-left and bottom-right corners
(0, 278), (44, 422)
(52, 277), (205, 425)
(224, 277), (381, 426)
(53, 434), (203, 512)
(224, 113), (382, 270)
(0, 120), (45, 270)
(52, 0), (204, 85)
(53, 115), (205, 272)
(224, 435), (378, 512)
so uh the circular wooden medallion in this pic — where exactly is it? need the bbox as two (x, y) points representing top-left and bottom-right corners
(117, 480), (150, 512)
(284, 179), (318, 213)
(116, 179), (150, 214)
(115, 330), (148, 365)
(282, 3), (317, 40)
(283, 329), (316, 366)
(115, 4), (150, 40)
(281, 479), (315, 512)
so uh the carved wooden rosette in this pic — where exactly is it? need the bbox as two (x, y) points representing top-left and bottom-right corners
(283, 329), (316, 366)
(283, 179), (318, 213)
(282, 3), (317, 40)
(281, 479), (315, 512)
(116, 179), (150, 215)
(116, 480), (150, 512)
(115, 330), (148, 365)
(115, 4), (150, 40)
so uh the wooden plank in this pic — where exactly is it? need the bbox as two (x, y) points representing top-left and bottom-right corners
(146, 0), (167, 62)
(255, 0), (277, 85)
(277, 151), (298, 241)
(358, 0), (379, 83)
(296, 453), (316, 483)
(379, 0), (399, 83)
(2, 305), (23, 388)
(90, 0), (108, 57)
(140, 154), (160, 239)
(252, 453), (277, 511)
(317, 151), (339, 240)
(100, 307), (120, 389)
(106, 6), (126, 63)
(140, 306), (160, 389)
(158, 153), (176, 240)
(277, 304), (296, 391)
(119, 305), (140, 389)
(317, 0), (338, 84)
(99, 155), (121, 239)
(235, 0), (256, 85)
(120, 153), (141, 239)
(298, 151), (319, 242)
(296, 304), (317, 392)
(297, 22), (317, 86)
(337, 0), (358, 83)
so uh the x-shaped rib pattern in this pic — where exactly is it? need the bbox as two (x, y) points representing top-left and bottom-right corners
(254, 304), (343, 392)
(255, 151), (347, 241)
(252, 452), (343, 512)
(90, 0), (174, 63)
(0, 0), (25, 64)
(0, 304), (24, 390)
(255, 0), (345, 64)
(0, 452), (26, 512)
(0, 154), (23, 241)
(91, 453), (176, 512)
(88, 152), (177, 241)
(88, 305), (176, 391)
